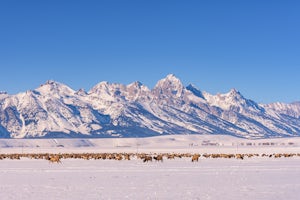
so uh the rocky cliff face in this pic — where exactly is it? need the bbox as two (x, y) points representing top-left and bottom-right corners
(1, 74), (300, 138)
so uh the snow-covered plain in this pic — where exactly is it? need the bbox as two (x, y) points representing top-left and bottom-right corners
(1, 135), (300, 200)
(1, 157), (300, 200)
(1, 134), (300, 154)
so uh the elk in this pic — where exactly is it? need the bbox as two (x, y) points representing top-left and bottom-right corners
(143, 156), (153, 162)
(153, 154), (163, 162)
(124, 154), (131, 160)
(167, 154), (175, 159)
(115, 154), (123, 161)
(235, 154), (244, 160)
(47, 155), (62, 163)
(191, 154), (200, 162)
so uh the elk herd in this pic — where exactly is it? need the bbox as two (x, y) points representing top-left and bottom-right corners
(0, 152), (299, 163)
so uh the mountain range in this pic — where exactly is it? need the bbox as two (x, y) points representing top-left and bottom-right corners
(1, 74), (300, 139)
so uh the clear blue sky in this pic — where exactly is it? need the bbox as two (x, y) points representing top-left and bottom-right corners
(0, 0), (299, 103)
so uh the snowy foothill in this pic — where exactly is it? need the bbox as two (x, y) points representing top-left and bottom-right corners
(1, 135), (300, 200)
(1, 134), (300, 154)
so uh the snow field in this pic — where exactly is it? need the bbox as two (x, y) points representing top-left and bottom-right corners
(1, 135), (300, 200)
(1, 157), (300, 200)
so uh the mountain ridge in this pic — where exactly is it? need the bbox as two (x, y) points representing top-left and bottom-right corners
(1, 74), (300, 139)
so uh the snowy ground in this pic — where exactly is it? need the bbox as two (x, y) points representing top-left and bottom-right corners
(1, 135), (300, 200)
(1, 134), (300, 154)
(1, 157), (300, 200)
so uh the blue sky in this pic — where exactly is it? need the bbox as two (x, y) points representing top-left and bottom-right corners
(0, 0), (299, 103)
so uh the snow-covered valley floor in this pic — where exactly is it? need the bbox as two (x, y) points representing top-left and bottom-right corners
(1, 135), (300, 200)
(1, 157), (300, 200)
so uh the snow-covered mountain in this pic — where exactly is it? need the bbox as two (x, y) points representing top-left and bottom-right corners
(1, 74), (300, 139)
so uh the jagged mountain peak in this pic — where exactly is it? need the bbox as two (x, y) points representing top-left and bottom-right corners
(203, 88), (262, 112)
(98, 81), (110, 86)
(186, 84), (204, 99)
(94, 81), (143, 90)
(89, 81), (127, 94)
(0, 91), (9, 100)
(186, 83), (197, 88)
(229, 88), (238, 94)
(166, 73), (179, 80)
(36, 80), (75, 96)
(211, 88), (244, 100)
(41, 80), (66, 88)
(227, 88), (242, 97)
(89, 81), (117, 96)
(220, 88), (245, 103)
(45, 80), (57, 85)
(127, 81), (143, 88)
(155, 74), (182, 86)
(75, 88), (87, 96)
(127, 81), (150, 92)
(153, 74), (184, 98)
(89, 81), (110, 94)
